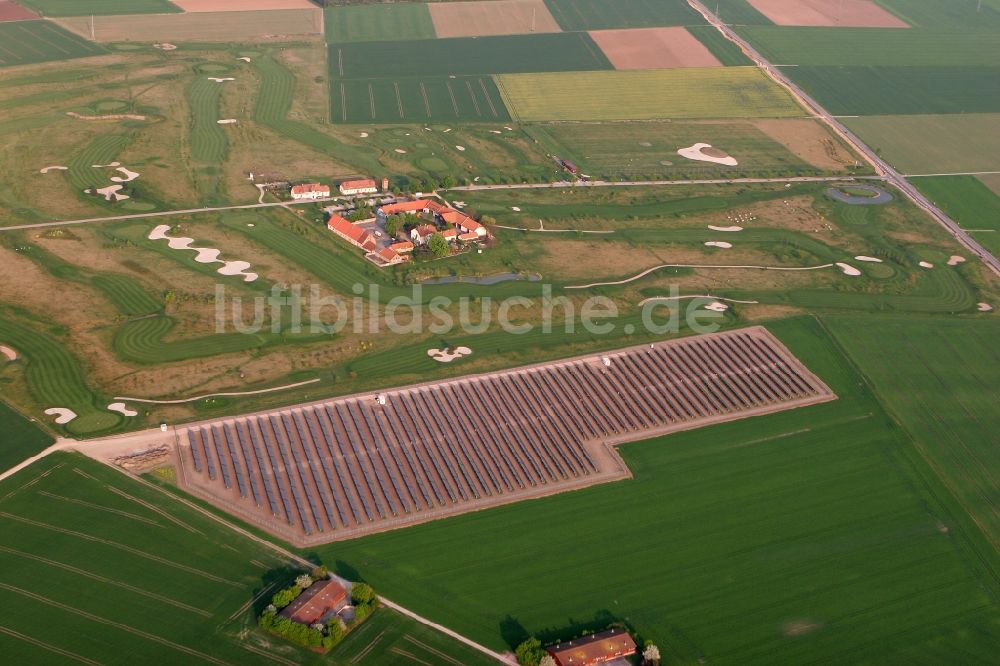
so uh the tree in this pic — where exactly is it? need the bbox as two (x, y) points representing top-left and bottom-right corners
(351, 582), (376, 606)
(271, 586), (300, 609)
(295, 574), (313, 589)
(515, 637), (546, 666)
(428, 232), (450, 258)
(385, 215), (403, 238)
(642, 643), (661, 666)
(326, 618), (345, 643)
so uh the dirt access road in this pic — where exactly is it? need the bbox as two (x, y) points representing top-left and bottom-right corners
(685, 0), (1000, 277)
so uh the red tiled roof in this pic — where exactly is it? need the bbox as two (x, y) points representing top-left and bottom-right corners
(458, 232), (479, 241)
(328, 214), (375, 250)
(442, 228), (457, 238)
(413, 224), (437, 238)
(547, 629), (637, 666)
(390, 241), (414, 252)
(377, 247), (405, 263)
(278, 580), (347, 627)
(291, 183), (329, 195)
(340, 178), (377, 191)
(381, 200), (428, 214)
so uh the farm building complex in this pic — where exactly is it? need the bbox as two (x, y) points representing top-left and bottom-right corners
(290, 183), (330, 200)
(280, 579), (349, 627)
(176, 327), (834, 545)
(546, 628), (638, 666)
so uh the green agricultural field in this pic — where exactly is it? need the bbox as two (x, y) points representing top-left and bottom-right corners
(17, 0), (180, 16)
(525, 120), (821, 180)
(311, 317), (1000, 663)
(738, 27), (1000, 67)
(543, 0), (703, 29)
(845, 114), (1000, 174)
(0, 21), (107, 69)
(911, 176), (1000, 256)
(877, 0), (1000, 29)
(324, 2), (436, 43)
(825, 315), (1000, 559)
(0, 403), (53, 472)
(331, 76), (510, 123)
(782, 66), (1000, 116)
(332, 32), (612, 79)
(687, 24), (753, 66)
(710, 0), (773, 25)
(497, 68), (803, 121)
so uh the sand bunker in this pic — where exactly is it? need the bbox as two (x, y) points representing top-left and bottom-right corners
(704, 302), (729, 312)
(504, 126), (513, 131)
(678, 143), (738, 166)
(93, 184), (129, 201)
(111, 166), (139, 183)
(153, 43), (177, 51)
(107, 402), (138, 417)
(39, 166), (68, 174)
(511, 206), (521, 212)
(854, 255), (883, 263)
(359, 132), (369, 138)
(455, 145), (466, 151)
(978, 303), (994, 312)
(0, 345), (16, 361)
(68, 111), (147, 121)
(836, 262), (861, 276)
(490, 130), (502, 134)
(44, 408), (77, 425)
(705, 241), (733, 249)
(92, 161), (121, 168)
(149, 224), (258, 282)
(207, 77), (235, 83)
(947, 255), (966, 266)
(427, 346), (472, 362)
(708, 225), (742, 232)
(238, 56), (251, 62)
(394, 148), (407, 154)
(919, 261), (934, 269)
(217, 119), (238, 124)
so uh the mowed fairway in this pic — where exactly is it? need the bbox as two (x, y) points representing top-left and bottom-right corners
(0, 454), (288, 665)
(825, 316), (1000, 557)
(17, 0), (180, 15)
(333, 32), (611, 79)
(498, 68), (803, 121)
(845, 114), (1000, 174)
(332, 76), (510, 123)
(0, 20), (105, 68)
(324, 2), (435, 44)
(544, 0), (703, 30)
(56, 8), (322, 42)
(313, 318), (1000, 663)
(783, 66), (1000, 116)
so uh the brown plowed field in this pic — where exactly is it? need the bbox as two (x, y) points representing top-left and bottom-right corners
(747, 0), (909, 27)
(589, 27), (722, 70)
(176, 327), (835, 546)
(429, 0), (560, 38)
(0, 1), (38, 21)
(171, 0), (316, 11)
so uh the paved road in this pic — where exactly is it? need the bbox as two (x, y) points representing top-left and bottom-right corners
(687, 0), (1000, 277)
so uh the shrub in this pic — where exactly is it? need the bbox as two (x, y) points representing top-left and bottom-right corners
(515, 637), (546, 666)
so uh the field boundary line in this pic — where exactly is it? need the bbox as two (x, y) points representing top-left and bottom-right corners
(0, 511), (238, 585)
(351, 630), (386, 663)
(105, 485), (203, 535)
(225, 581), (277, 623)
(36, 489), (162, 526)
(392, 647), (435, 666)
(404, 634), (465, 666)
(241, 642), (298, 666)
(0, 625), (104, 666)
(0, 583), (235, 666)
(0, 545), (212, 617)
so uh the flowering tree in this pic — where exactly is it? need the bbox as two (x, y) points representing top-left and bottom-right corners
(643, 643), (661, 666)
(295, 574), (313, 589)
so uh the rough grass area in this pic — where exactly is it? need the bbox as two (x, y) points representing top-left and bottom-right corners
(324, 2), (435, 43)
(910, 175), (1000, 256)
(782, 66), (1000, 116)
(825, 315), (1000, 560)
(0, 402), (53, 472)
(55, 8), (321, 42)
(845, 113), (1000, 174)
(497, 67), (803, 121)
(17, 0), (180, 15)
(543, 0), (704, 30)
(0, 20), (106, 68)
(333, 32), (611, 79)
(311, 317), (1000, 663)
